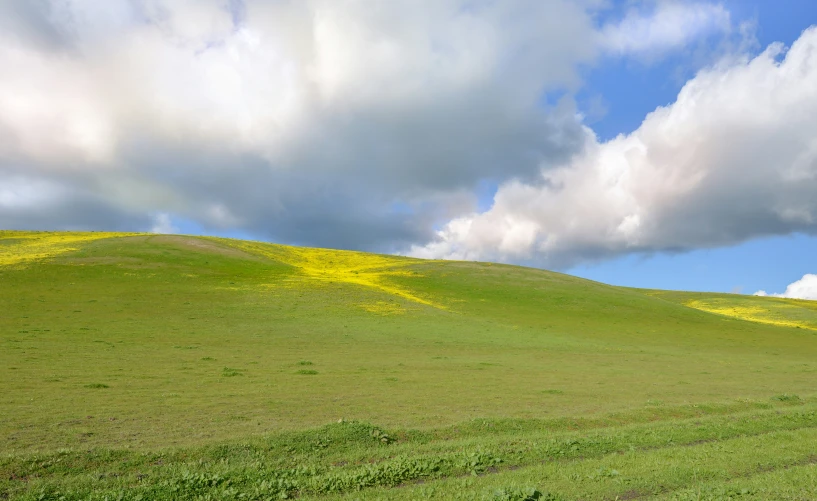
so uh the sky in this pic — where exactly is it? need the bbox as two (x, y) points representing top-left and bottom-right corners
(1, 0), (816, 299)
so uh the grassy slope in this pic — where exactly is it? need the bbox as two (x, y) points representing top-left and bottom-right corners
(645, 289), (817, 331)
(1, 231), (816, 499)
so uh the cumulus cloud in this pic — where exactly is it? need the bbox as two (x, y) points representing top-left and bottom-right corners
(755, 274), (817, 300)
(150, 213), (178, 234)
(3, 0), (811, 267)
(600, 1), (731, 57)
(0, 0), (599, 251)
(410, 27), (817, 267)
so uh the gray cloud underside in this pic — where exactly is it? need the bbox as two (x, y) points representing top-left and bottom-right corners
(0, 0), (597, 252)
(412, 27), (817, 267)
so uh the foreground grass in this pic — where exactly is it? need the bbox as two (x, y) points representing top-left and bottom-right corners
(3, 398), (816, 499)
(2, 231), (817, 498)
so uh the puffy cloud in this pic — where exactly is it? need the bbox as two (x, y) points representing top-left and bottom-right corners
(600, 1), (731, 57)
(411, 27), (817, 267)
(755, 274), (817, 300)
(150, 213), (178, 234)
(4, 0), (808, 266)
(0, 0), (599, 251)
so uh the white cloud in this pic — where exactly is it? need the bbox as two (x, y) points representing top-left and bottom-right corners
(410, 27), (817, 267)
(755, 274), (817, 300)
(3, 0), (811, 267)
(601, 1), (731, 56)
(0, 0), (598, 249)
(150, 213), (178, 234)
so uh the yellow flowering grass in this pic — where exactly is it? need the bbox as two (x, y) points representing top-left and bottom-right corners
(683, 298), (817, 331)
(214, 238), (445, 310)
(0, 230), (133, 268)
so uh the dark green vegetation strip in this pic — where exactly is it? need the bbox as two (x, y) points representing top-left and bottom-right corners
(2, 400), (817, 500)
(334, 424), (817, 500)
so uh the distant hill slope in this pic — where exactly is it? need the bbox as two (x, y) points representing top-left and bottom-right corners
(645, 289), (817, 331)
(1, 231), (815, 454)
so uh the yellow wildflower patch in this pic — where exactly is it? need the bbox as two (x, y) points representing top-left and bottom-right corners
(0, 231), (132, 268)
(684, 299), (817, 331)
(214, 238), (445, 310)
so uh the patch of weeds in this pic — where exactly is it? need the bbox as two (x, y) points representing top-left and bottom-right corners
(772, 393), (801, 402)
(296, 369), (319, 375)
(84, 383), (109, 389)
(370, 428), (395, 444)
(672, 486), (756, 500)
(458, 451), (502, 476)
(297, 360), (314, 366)
(541, 389), (563, 395)
(490, 487), (562, 501)
(587, 466), (621, 480)
(385, 377), (398, 382)
(222, 367), (243, 377)
(201, 357), (215, 361)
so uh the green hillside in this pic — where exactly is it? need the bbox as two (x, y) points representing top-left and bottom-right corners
(645, 289), (817, 331)
(2, 231), (816, 500)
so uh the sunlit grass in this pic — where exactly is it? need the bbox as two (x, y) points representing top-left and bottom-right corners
(356, 301), (406, 315)
(685, 300), (817, 330)
(3, 232), (817, 499)
(215, 238), (447, 309)
(0, 230), (135, 268)
(645, 288), (817, 331)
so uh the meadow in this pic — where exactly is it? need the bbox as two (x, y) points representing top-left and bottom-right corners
(1, 231), (816, 500)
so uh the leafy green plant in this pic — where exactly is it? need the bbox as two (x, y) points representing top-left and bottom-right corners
(490, 487), (562, 501)
(370, 427), (394, 444)
(772, 393), (801, 402)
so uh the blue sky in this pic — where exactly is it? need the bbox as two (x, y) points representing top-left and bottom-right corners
(585, 0), (817, 143)
(563, 0), (817, 293)
(1, 0), (816, 298)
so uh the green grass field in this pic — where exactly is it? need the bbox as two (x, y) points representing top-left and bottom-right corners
(1, 231), (816, 500)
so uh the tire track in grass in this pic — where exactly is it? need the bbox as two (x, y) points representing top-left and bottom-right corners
(314, 427), (817, 500)
(292, 406), (817, 497)
(652, 459), (817, 500)
(11, 406), (817, 501)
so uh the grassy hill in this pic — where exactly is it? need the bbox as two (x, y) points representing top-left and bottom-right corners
(1, 231), (816, 500)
